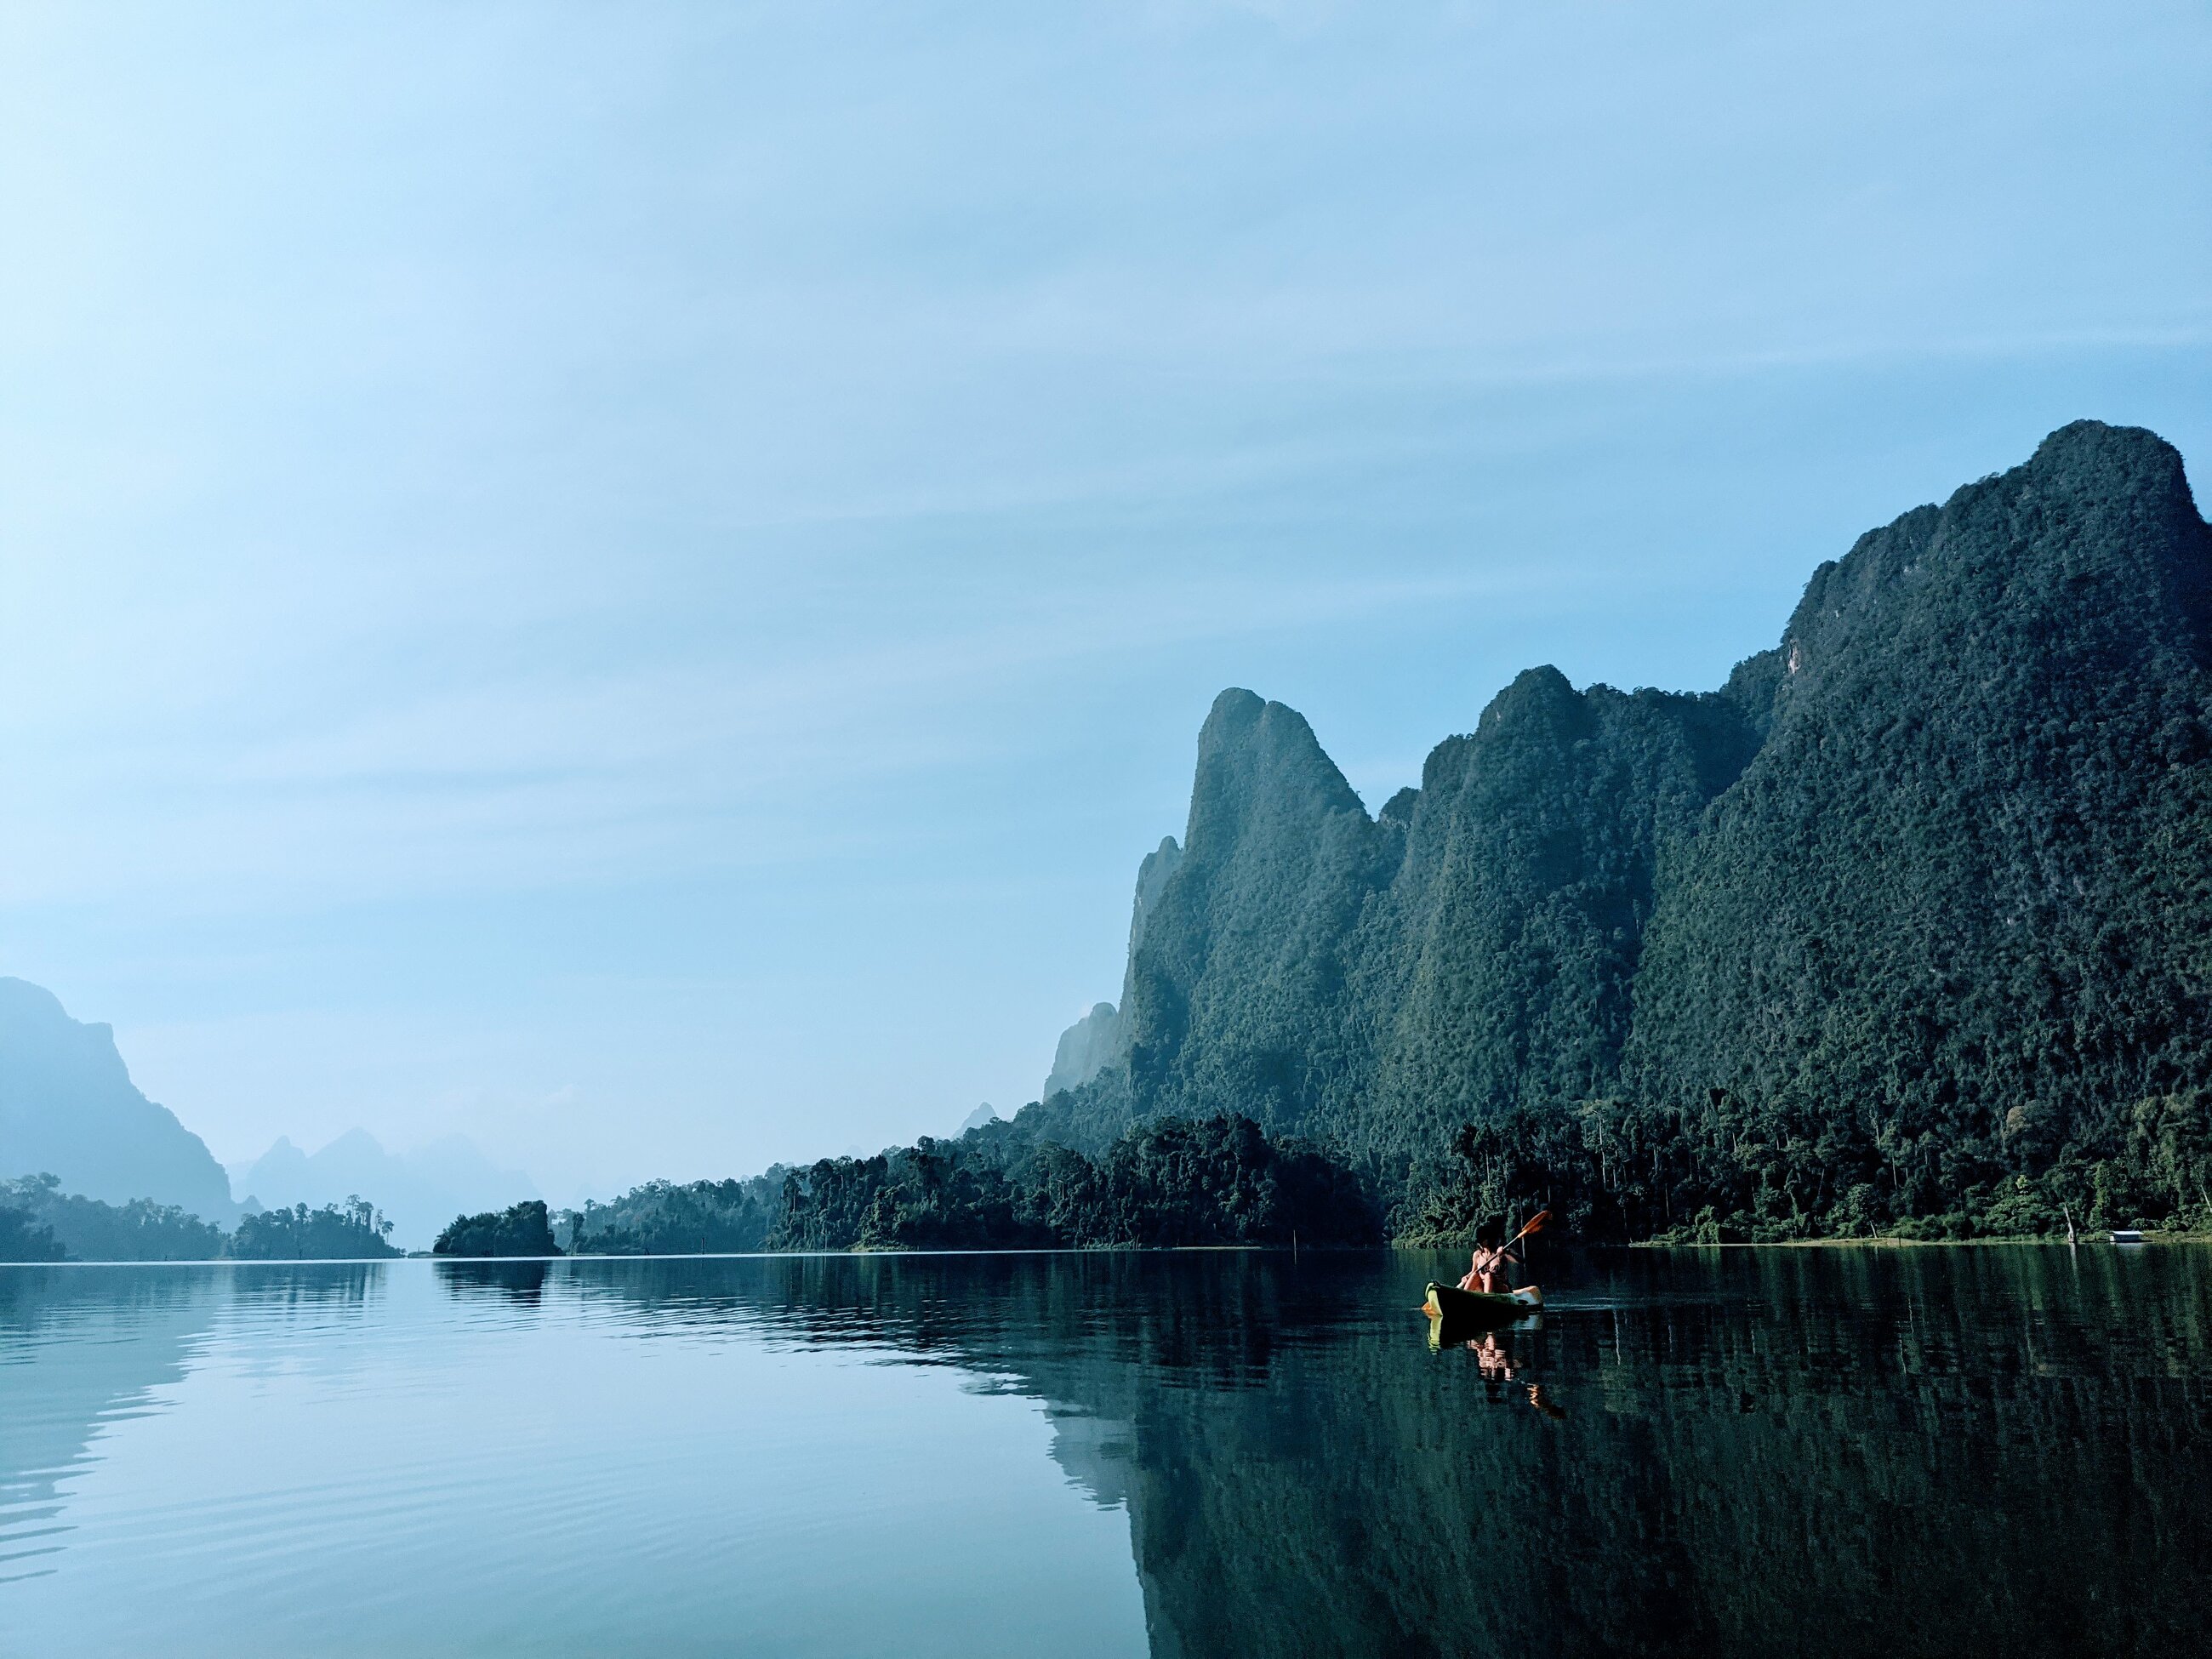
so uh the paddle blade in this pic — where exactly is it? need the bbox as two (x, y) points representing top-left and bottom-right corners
(1515, 1209), (1552, 1243)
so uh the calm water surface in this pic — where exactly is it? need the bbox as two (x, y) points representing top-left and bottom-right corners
(2, 1246), (2207, 1658)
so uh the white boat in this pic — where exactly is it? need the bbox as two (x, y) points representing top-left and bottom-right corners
(2111, 1229), (2146, 1245)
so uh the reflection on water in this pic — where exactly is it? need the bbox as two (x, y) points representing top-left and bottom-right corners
(0, 1263), (385, 1596)
(1, 1246), (2207, 1657)
(433, 1258), (551, 1302)
(0, 1268), (216, 1589)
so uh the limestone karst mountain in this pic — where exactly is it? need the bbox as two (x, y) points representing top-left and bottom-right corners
(1030, 421), (2212, 1223)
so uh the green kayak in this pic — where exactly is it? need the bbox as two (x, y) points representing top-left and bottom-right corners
(1423, 1281), (1543, 1325)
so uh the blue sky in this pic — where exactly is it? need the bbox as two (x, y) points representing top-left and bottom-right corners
(1, 2), (2206, 1204)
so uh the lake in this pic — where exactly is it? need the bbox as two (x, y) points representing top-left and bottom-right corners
(3, 1245), (2208, 1657)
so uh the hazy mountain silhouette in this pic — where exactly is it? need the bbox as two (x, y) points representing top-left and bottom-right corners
(1040, 835), (1183, 1102)
(0, 978), (236, 1221)
(1044, 1005), (1120, 1099)
(235, 1128), (537, 1252)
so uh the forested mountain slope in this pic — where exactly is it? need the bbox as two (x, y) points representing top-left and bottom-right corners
(1627, 420), (2212, 1213)
(1029, 421), (2212, 1236)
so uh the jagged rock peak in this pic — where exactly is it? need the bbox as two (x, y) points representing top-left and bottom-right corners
(1471, 664), (1589, 744)
(1133, 836), (1182, 933)
(1378, 786), (1420, 826)
(0, 978), (132, 1086)
(1778, 419), (2205, 692)
(1186, 688), (1367, 854)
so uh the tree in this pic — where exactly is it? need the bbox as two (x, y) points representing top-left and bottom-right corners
(0, 1200), (67, 1262)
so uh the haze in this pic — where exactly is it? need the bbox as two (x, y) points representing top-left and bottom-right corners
(0, 1), (2205, 1205)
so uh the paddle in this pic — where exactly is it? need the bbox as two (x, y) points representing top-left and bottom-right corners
(1486, 1209), (1550, 1294)
(1503, 1209), (1550, 1260)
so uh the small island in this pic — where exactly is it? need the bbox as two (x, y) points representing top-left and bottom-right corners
(433, 1200), (563, 1258)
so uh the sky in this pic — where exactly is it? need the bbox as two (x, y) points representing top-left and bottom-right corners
(0, 1), (2206, 1206)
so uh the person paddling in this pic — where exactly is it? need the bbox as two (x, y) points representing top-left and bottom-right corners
(1458, 1219), (1519, 1294)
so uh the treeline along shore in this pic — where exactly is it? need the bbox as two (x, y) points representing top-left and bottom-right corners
(8, 1080), (2206, 1262)
(548, 1093), (2210, 1257)
(0, 1175), (399, 1262)
(7, 422), (2212, 1262)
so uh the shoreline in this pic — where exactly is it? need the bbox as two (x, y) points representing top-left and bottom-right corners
(1622, 1233), (2212, 1249)
(10, 1234), (2212, 1267)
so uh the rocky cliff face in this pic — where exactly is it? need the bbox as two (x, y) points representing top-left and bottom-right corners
(1034, 422), (2212, 1196)
(0, 978), (237, 1218)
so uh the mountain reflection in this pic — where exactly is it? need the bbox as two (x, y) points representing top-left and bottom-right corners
(0, 1268), (219, 1584)
(556, 1245), (2212, 1659)
(433, 1258), (552, 1303)
(227, 1260), (385, 1314)
(9, 1249), (2206, 1655)
(0, 1263), (385, 1560)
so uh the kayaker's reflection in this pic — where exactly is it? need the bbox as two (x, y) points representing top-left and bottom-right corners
(1462, 1327), (1566, 1418)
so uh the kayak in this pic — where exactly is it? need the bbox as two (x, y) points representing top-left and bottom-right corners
(1423, 1281), (1543, 1325)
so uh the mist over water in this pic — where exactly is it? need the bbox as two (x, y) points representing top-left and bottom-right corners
(3, 1246), (2207, 1657)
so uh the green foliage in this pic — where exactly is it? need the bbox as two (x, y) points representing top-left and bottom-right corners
(1109, 691), (1399, 1151)
(1073, 1115), (1379, 1246)
(766, 1115), (1382, 1251)
(1353, 671), (1770, 1165)
(1, 1172), (226, 1261)
(434, 1200), (562, 1257)
(1388, 1087), (2212, 1244)
(231, 1197), (401, 1260)
(564, 1174), (784, 1254)
(769, 1138), (1041, 1251)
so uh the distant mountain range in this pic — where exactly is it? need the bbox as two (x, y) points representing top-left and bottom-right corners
(1032, 421), (2212, 1232)
(0, 978), (239, 1222)
(231, 1129), (539, 1252)
(0, 975), (535, 1248)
